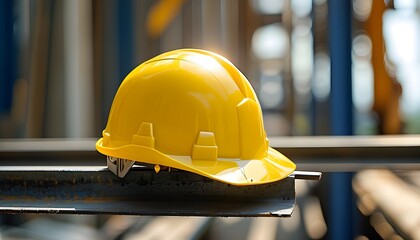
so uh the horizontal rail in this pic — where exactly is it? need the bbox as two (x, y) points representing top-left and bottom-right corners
(1, 136), (419, 171)
(271, 135), (420, 171)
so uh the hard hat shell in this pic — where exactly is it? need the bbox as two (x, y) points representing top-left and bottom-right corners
(96, 49), (295, 186)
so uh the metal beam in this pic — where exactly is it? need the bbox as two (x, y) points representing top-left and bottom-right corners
(1, 136), (420, 171)
(0, 166), (295, 217)
(1, 136), (416, 216)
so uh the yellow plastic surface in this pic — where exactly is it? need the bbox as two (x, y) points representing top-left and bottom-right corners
(96, 49), (296, 186)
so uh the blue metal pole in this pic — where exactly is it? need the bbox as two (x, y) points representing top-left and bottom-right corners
(328, 0), (354, 239)
(100, 0), (135, 128)
(117, 0), (135, 82)
(0, 1), (15, 114)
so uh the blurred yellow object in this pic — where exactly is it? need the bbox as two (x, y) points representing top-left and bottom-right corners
(96, 49), (295, 186)
(366, 0), (402, 134)
(146, 0), (185, 38)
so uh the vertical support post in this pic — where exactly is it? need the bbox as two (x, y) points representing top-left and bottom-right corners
(118, 0), (135, 81)
(100, 0), (135, 128)
(64, 0), (94, 137)
(0, 1), (15, 114)
(101, 0), (119, 128)
(310, 0), (316, 135)
(328, 0), (354, 239)
(26, 0), (52, 137)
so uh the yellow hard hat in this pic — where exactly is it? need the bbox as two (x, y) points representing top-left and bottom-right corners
(96, 49), (295, 186)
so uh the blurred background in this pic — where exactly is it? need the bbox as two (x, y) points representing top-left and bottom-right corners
(0, 0), (420, 239)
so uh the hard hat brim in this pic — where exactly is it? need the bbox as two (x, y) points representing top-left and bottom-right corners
(96, 138), (296, 186)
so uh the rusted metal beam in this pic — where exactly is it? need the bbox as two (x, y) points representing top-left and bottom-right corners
(0, 166), (296, 217)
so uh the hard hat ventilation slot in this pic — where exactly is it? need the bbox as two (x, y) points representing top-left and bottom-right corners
(192, 131), (218, 161)
(132, 122), (155, 148)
